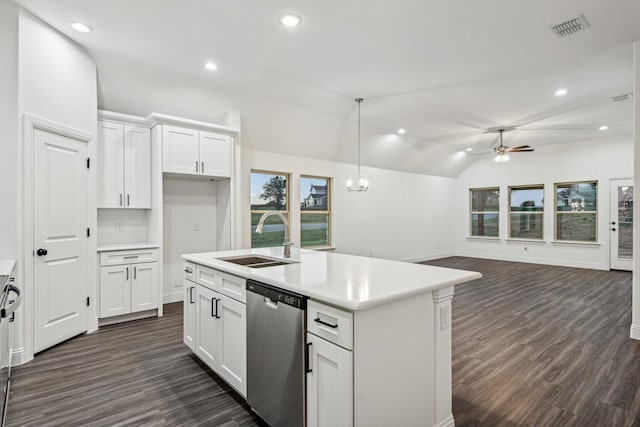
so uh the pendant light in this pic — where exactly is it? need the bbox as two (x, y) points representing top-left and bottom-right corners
(346, 98), (369, 192)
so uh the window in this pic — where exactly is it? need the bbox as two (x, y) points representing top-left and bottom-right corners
(470, 188), (499, 237)
(300, 175), (331, 247)
(250, 170), (290, 248)
(509, 186), (544, 240)
(555, 181), (597, 242)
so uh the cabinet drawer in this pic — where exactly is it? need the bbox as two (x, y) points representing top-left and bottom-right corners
(307, 300), (353, 350)
(183, 261), (196, 282)
(196, 265), (218, 291)
(100, 249), (158, 266)
(218, 271), (246, 303)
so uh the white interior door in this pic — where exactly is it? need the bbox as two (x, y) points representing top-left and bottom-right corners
(34, 129), (89, 353)
(610, 179), (633, 271)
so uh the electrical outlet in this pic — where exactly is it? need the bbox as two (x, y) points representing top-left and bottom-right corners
(115, 223), (121, 233)
(194, 223), (200, 231)
(440, 306), (450, 331)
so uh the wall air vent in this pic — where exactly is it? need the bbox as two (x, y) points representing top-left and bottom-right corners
(610, 93), (633, 103)
(549, 15), (590, 38)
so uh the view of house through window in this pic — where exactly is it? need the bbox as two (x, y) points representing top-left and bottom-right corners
(509, 186), (544, 240)
(555, 181), (597, 242)
(470, 188), (500, 237)
(300, 176), (331, 247)
(250, 170), (290, 248)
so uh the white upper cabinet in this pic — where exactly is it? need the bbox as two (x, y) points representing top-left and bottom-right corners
(98, 121), (125, 208)
(162, 125), (199, 175)
(98, 120), (151, 209)
(124, 125), (151, 208)
(200, 131), (231, 178)
(161, 125), (231, 178)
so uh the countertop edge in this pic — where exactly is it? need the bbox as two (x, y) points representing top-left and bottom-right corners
(182, 253), (482, 311)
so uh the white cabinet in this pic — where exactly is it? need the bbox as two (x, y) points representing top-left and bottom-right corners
(98, 120), (151, 208)
(183, 279), (196, 351)
(195, 284), (220, 370)
(162, 125), (231, 178)
(99, 249), (159, 319)
(306, 332), (353, 427)
(184, 266), (247, 397)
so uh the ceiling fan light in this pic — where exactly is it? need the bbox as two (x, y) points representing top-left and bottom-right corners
(494, 154), (510, 164)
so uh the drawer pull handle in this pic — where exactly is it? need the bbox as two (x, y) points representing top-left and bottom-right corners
(314, 318), (338, 329)
(184, 267), (192, 273)
(124, 256), (138, 259)
(305, 342), (313, 373)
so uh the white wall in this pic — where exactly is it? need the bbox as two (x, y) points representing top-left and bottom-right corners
(0, 2), (19, 260)
(97, 209), (149, 246)
(242, 148), (457, 261)
(455, 135), (632, 270)
(18, 9), (98, 362)
(162, 178), (218, 301)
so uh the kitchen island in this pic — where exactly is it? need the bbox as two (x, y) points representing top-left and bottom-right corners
(182, 247), (481, 427)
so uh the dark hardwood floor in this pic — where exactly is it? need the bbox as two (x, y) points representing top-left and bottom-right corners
(422, 257), (638, 427)
(7, 257), (639, 426)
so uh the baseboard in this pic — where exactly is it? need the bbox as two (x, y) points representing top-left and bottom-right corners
(399, 252), (455, 263)
(453, 251), (609, 271)
(630, 324), (640, 340)
(433, 414), (455, 427)
(12, 346), (30, 367)
(163, 290), (183, 304)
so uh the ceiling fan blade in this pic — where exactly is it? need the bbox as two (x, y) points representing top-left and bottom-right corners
(508, 148), (535, 152)
(508, 145), (531, 150)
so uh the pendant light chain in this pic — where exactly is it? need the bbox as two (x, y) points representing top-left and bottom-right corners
(347, 97), (369, 192)
(356, 98), (363, 176)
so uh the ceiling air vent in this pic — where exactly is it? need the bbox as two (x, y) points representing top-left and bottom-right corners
(610, 93), (633, 103)
(549, 15), (590, 38)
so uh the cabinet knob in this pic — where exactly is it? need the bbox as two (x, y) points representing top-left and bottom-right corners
(36, 248), (48, 256)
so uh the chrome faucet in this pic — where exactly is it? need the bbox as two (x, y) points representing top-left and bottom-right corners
(255, 211), (293, 258)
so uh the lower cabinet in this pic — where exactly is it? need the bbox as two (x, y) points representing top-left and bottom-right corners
(183, 273), (247, 398)
(183, 281), (196, 351)
(306, 332), (353, 427)
(100, 261), (158, 317)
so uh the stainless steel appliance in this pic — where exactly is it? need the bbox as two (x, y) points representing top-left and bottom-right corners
(0, 273), (21, 427)
(246, 280), (307, 427)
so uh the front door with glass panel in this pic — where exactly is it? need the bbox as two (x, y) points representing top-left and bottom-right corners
(610, 179), (633, 271)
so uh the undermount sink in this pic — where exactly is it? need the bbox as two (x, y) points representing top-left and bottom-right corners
(218, 255), (299, 269)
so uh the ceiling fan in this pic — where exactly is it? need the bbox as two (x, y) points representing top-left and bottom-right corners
(487, 126), (534, 163)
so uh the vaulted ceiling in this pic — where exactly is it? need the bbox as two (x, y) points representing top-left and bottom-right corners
(14, 0), (640, 177)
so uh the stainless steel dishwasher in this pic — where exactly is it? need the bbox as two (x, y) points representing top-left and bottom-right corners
(246, 280), (307, 427)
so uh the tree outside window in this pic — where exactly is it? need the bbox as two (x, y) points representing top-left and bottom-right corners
(250, 171), (290, 248)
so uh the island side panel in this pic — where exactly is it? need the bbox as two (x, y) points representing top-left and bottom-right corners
(432, 285), (455, 427)
(353, 291), (436, 427)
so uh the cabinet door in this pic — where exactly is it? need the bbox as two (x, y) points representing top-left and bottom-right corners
(199, 132), (231, 178)
(162, 125), (199, 175)
(306, 333), (353, 427)
(97, 121), (125, 208)
(130, 262), (158, 313)
(184, 280), (196, 351)
(218, 295), (246, 397)
(124, 125), (151, 209)
(195, 284), (220, 372)
(100, 265), (131, 318)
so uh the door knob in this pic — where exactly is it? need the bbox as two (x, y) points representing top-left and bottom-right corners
(36, 248), (48, 256)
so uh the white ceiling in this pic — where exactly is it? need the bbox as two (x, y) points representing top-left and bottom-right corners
(14, 0), (640, 177)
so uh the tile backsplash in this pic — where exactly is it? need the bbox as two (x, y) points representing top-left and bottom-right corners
(98, 209), (149, 246)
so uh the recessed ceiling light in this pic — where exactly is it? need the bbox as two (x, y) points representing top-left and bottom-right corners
(204, 62), (219, 71)
(466, 148), (473, 152)
(70, 22), (92, 33)
(397, 128), (406, 134)
(554, 88), (568, 97)
(279, 13), (302, 27)
(599, 125), (609, 131)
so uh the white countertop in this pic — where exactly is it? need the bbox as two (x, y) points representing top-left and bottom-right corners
(0, 259), (16, 276)
(97, 243), (160, 252)
(183, 248), (481, 311)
